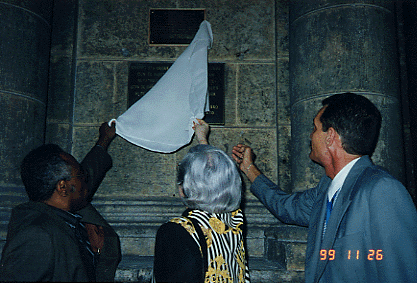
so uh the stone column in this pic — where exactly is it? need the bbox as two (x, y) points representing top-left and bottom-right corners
(289, 1), (404, 190)
(0, 1), (53, 191)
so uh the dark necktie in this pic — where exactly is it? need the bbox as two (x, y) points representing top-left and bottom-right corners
(323, 191), (338, 237)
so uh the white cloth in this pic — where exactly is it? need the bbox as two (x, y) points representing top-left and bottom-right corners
(110, 21), (213, 153)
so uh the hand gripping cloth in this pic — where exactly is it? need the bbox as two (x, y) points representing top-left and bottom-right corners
(110, 21), (213, 153)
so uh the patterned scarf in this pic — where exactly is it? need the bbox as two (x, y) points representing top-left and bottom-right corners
(171, 209), (250, 283)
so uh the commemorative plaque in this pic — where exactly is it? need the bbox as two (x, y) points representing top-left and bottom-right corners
(128, 62), (225, 125)
(149, 9), (206, 45)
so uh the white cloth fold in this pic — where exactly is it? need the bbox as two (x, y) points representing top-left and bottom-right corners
(110, 21), (213, 153)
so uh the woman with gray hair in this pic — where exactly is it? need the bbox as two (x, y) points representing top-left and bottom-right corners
(153, 120), (250, 283)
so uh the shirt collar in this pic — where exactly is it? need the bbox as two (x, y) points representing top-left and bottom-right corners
(327, 157), (361, 200)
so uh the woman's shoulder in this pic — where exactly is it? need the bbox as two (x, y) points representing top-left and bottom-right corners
(157, 217), (196, 238)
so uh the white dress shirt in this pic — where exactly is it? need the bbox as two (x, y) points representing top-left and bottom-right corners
(327, 157), (361, 202)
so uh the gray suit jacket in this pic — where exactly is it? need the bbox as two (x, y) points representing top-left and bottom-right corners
(251, 156), (417, 282)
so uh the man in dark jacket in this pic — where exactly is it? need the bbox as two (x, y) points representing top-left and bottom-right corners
(0, 122), (121, 282)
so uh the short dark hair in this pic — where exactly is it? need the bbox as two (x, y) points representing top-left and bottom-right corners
(20, 144), (71, 202)
(320, 93), (382, 156)
(177, 145), (242, 213)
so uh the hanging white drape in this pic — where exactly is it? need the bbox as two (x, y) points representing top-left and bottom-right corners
(110, 21), (213, 153)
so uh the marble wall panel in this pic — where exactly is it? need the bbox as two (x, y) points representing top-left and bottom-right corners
(78, 0), (275, 61)
(265, 225), (308, 242)
(121, 236), (155, 257)
(285, 242), (308, 271)
(207, 127), (278, 197)
(71, 125), (278, 202)
(237, 64), (276, 126)
(74, 61), (127, 124)
(72, 126), (178, 198)
(246, 236), (265, 258)
(78, 0), (186, 60)
(223, 64), (238, 126)
(66, 1), (297, 277)
(202, 0), (275, 61)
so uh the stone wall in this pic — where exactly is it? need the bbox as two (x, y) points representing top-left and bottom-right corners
(45, 0), (304, 282)
(2, 1), (414, 282)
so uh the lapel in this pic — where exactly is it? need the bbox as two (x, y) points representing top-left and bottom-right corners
(304, 177), (330, 283)
(311, 156), (373, 282)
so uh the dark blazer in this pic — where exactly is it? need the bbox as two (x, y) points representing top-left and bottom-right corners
(0, 201), (95, 281)
(251, 156), (417, 282)
(78, 145), (122, 282)
(154, 221), (204, 282)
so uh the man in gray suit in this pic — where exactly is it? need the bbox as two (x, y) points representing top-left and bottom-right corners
(233, 93), (417, 282)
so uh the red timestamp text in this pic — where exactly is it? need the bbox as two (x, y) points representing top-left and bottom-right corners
(320, 249), (383, 261)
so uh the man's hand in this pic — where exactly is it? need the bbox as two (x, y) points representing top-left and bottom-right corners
(84, 223), (104, 254)
(232, 144), (262, 182)
(193, 119), (209, 145)
(96, 121), (116, 150)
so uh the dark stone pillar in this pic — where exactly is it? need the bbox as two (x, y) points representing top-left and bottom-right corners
(403, 1), (417, 203)
(289, 1), (404, 190)
(45, 0), (78, 153)
(0, 1), (53, 189)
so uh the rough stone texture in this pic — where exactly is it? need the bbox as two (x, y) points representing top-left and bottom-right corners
(72, 0), (293, 281)
(0, 1), (52, 188)
(1, 1), (414, 282)
(277, 58), (292, 193)
(0, 93), (46, 186)
(0, 0), (53, 264)
(290, 5), (399, 100)
(289, 0), (394, 23)
(289, 1), (405, 189)
(285, 242), (308, 271)
(209, 127), (278, 191)
(74, 61), (126, 124)
(78, 0), (275, 61)
(291, 98), (327, 190)
(14, 0), (417, 282)
(238, 64), (276, 126)
(0, 0), (54, 24)
(45, 0), (78, 152)
(44, 123), (73, 154)
(0, 4), (51, 102)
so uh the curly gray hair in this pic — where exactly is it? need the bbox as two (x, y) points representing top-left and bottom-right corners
(177, 145), (242, 213)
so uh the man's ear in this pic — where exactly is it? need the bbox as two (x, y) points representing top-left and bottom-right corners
(326, 127), (342, 148)
(325, 127), (336, 147)
(56, 180), (69, 197)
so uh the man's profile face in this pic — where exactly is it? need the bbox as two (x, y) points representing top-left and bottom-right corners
(309, 106), (329, 166)
(59, 153), (89, 211)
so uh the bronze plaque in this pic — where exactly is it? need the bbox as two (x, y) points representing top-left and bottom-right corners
(149, 9), (205, 45)
(128, 62), (225, 125)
